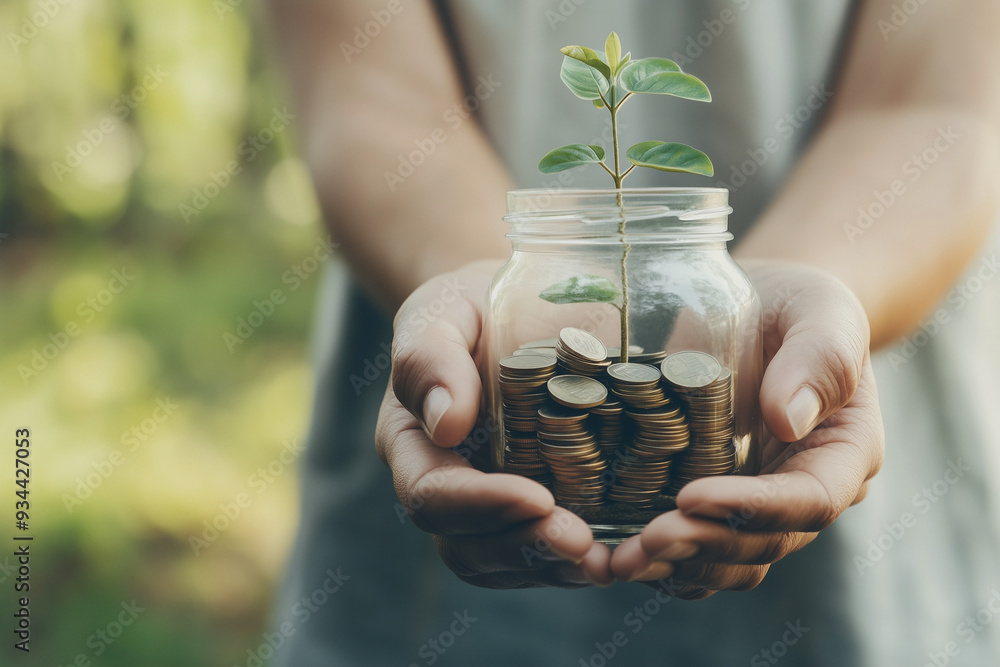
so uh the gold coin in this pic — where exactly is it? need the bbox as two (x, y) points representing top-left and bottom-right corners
(547, 375), (608, 409)
(558, 327), (608, 362)
(537, 404), (589, 424)
(499, 354), (557, 373)
(513, 347), (556, 357)
(630, 350), (668, 365)
(520, 338), (559, 349)
(661, 351), (722, 389)
(606, 345), (644, 362)
(607, 362), (662, 385)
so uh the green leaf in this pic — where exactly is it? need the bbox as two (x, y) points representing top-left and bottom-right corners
(560, 45), (612, 80)
(619, 58), (712, 101)
(593, 98), (605, 109)
(538, 144), (606, 174)
(617, 52), (631, 73)
(539, 275), (620, 305)
(560, 55), (611, 101)
(604, 32), (621, 76)
(626, 141), (714, 176)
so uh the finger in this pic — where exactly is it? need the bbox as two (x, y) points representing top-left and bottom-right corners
(459, 560), (603, 590)
(756, 266), (871, 442)
(434, 507), (595, 577)
(637, 576), (715, 600)
(611, 534), (672, 582)
(453, 541), (614, 590)
(667, 561), (770, 592)
(611, 513), (814, 582)
(391, 269), (489, 447)
(616, 537), (768, 592)
(377, 392), (554, 535)
(677, 456), (866, 533)
(579, 542), (616, 586)
(852, 480), (870, 506)
(679, 363), (883, 532)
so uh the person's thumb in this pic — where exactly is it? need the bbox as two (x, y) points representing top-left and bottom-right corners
(391, 271), (485, 447)
(758, 273), (870, 443)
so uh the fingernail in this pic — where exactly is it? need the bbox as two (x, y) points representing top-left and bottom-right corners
(548, 546), (584, 565)
(653, 542), (699, 562)
(786, 386), (821, 441)
(422, 387), (453, 442)
(535, 552), (565, 562)
(553, 562), (591, 585)
(628, 561), (674, 582)
(684, 503), (724, 519)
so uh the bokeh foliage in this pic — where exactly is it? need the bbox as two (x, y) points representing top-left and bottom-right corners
(0, 0), (324, 664)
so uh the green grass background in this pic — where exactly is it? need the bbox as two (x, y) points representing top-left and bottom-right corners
(0, 1), (324, 664)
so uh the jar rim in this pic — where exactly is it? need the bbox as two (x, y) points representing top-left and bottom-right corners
(504, 187), (732, 243)
(508, 186), (729, 196)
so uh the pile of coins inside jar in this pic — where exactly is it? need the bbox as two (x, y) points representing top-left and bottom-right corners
(498, 327), (736, 509)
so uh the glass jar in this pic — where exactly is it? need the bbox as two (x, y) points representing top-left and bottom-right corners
(481, 188), (762, 544)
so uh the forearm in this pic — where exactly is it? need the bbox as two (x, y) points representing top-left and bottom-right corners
(311, 108), (512, 311)
(736, 0), (1000, 349)
(266, 0), (512, 311)
(736, 107), (999, 348)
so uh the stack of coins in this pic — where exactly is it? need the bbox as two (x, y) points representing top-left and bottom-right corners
(606, 345), (644, 363)
(607, 363), (672, 409)
(555, 328), (610, 378)
(589, 398), (624, 459)
(625, 404), (690, 463)
(537, 402), (605, 507)
(520, 338), (559, 350)
(604, 363), (689, 506)
(630, 350), (669, 366)
(498, 354), (557, 485)
(661, 352), (736, 493)
(515, 338), (558, 358)
(500, 335), (740, 508)
(513, 347), (556, 357)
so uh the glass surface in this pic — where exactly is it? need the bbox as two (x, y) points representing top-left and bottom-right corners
(482, 188), (762, 543)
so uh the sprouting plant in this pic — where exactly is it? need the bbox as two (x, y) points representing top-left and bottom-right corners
(537, 32), (714, 363)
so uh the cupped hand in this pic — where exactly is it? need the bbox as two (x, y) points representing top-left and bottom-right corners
(376, 260), (614, 589)
(610, 261), (885, 598)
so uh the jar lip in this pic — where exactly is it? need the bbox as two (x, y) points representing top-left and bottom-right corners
(508, 186), (729, 197)
(505, 187), (732, 231)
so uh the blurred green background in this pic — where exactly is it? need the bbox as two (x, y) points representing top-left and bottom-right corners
(0, 0), (323, 664)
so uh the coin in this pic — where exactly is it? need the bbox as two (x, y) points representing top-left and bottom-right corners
(606, 362), (673, 412)
(536, 403), (606, 507)
(559, 327), (608, 362)
(606, 345), (644, 363)
(499, 341), (739, 508)
(661, 351), (722, 389)
(589, 397), (624, 458)
(513, 347), (556, 357)
(607, 363), (662, 385)
(547, 375), (608, 410)
(662, 354), (736, 493)
(519, 338), (559, 349)
(498, 353), (558, 484)
(554, 328), (611, 378)
(500, 354), (557, 374)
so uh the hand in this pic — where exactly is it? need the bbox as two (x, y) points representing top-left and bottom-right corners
(376, 260), (615, 589)
(610, 261), (885, 598)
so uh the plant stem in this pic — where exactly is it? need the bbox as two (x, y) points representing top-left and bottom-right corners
(609, 102), (631, 363)
(610, 105), (622, 189)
